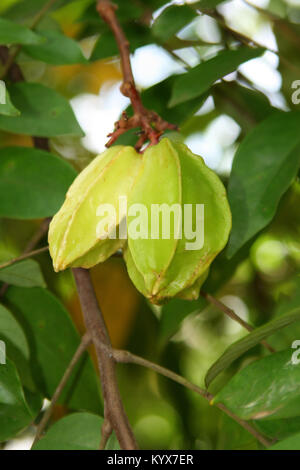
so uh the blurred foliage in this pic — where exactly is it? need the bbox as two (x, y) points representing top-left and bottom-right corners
(0, 0), (300, 451)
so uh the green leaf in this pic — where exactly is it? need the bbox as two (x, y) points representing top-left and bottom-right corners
(0, 358), (35, 442)
(0, 17), (44, 45)
(91, 23), (152, 61)
(213, 349), (300, 421)
(205, 307), (300, 388)
(0, 146), (77, 219)
(6, 286), (103, 414)
(32, 412), (103, 450)
(0, 304), (33, 389)
(213, 81), (274, 132)
(23, 29), (87, 65)
(0, 259), (46, 287)
(255, 416), (300, 442)
(0, 88), (20, 117)
(152, 5), (196, 43)
(169, 47), (265, 107)
(227, 111), (300, 258)
(4, 0), (70, 21)
(0, 82), (84, 137)
(134, 76), (207, 127)
(159, 297), (207, 342)
(269, 432), (300, 450)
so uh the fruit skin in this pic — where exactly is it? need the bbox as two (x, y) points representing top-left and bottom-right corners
(124, 138), (232, 304)
(48, 145), (142, 272)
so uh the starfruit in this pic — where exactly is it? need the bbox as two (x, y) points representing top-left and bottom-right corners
(124, 138), (231, 304)
(48, 145), (142, 271)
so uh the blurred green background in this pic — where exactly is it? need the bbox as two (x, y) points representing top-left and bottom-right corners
(0, 0), (300, 450)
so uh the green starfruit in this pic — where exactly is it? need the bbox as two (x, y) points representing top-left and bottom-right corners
(48, 145), (142, 271)
(124, 138), (231, 304)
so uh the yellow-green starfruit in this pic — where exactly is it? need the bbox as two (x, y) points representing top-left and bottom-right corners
(124, 138), (231, 304)
(48, 145), (142, 271)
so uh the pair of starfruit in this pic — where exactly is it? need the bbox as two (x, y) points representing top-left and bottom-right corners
(49, 138), (231, 304)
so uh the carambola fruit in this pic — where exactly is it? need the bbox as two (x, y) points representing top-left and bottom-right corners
(48, 145), (142, 271)
(49, 137), (231, 305)
(124, 138), (231, 304)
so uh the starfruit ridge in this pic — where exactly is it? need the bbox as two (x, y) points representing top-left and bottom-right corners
(124, 138), (232, 304)
(49, 145), (142, 271)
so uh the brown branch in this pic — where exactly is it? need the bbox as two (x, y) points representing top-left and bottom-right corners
(83, 337), (272, 447)
(72, 268), (138, 450)
(32, 332), (92, 447)
(96, 0), (177, 150)
(99, 419), (113, 450)
(201, 291), (275, 353)
(0, 46), (24, 82)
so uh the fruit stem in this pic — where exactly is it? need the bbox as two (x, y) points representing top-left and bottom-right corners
(97, 0), (178, 151)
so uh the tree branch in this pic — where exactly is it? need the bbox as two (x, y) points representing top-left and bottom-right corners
(201, 291), (275, 353)
(113, 349), (272, 447)
(32, 331), (92, 447)
(99, 419), (113, 450)
(82, 336), (273, 447)
(0, 246), (49, 270)
(72, 268), (138, 450)
(96, 0), (177, 150)
(0, 1), (138, 450)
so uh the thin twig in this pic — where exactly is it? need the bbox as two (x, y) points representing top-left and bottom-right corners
(201, 291), (275, 353)
(0, 220), (50, 298)
(96, 0), (177, 150)
(0, 45), (24, 82)
(30, 0), (59, 30)
(0, 246), (49, 270)
(31, 332), (92, 447)
(72, 268), (138, 450)
(24, 219), (50, 252)
(201, 9), (300, 73)
(86, 340), (272, 447)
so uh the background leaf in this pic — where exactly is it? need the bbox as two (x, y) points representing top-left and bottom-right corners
(269, 432), (300, 450)
(23, 29), (87, 65)
(169, 47), (264, 107)
(213, 349), (300, 421)
(91, 23), (152, 61)
(0, 146), (76, 219)
(5, 286), (103, 414)
(205, 307), (300, 387)
(0, 89), (20, 117)
(0, 17), (44, 45)
(0, 259), (46, 287)
(0, 358), (36, 442)
(152, 4), (196, 43)
(227, 111), (300, 258)
(0, 83), (84, 137)
(32, 412), (103, 450)
(0, 304), (33, 389)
